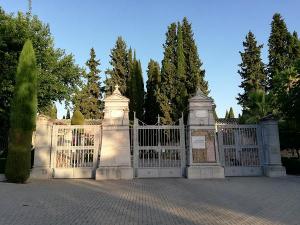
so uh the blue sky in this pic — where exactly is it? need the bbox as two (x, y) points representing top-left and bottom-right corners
(1, 0), (300, 119)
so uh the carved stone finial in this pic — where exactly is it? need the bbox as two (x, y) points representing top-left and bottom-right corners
(113, 84), (121, 95)
(196, 88), (204, 96)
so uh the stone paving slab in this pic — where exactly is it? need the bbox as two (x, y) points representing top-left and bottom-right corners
(0, 177), (299, 225)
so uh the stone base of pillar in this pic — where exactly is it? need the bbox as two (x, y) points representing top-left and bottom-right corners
(263, 165), (286, 177)
(96, 166), (133, 180)
(30, 167), (52, 179)
(187, 165), (225, 179)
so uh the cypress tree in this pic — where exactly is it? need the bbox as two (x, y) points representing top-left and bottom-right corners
(174, 22), (188, 121)
(144, 59), (161, 124)
(128, 52), (144, 120)
(225, 110), (229, 119)
(228, 107), (235, 119)
(105, 37), (129, 96)
(160, 23), (177, 124)
(268, 13), (292, 88)
(5, 40), (37, 183)
(182, 17), (208, 95)
(237, 31), (266, 111)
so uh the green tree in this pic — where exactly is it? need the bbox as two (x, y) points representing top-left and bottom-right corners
(182, 17), (208, 95)
(228, 107), (235, 119)
(160, 23), (177, 124)
(71, 110), (85, 125)
(0, 8), (81, 140)
(42, 103), (57, 119)
(225, 110), (229, 119)
(128, 52), (144, 120)
(5, 40), (37, 183)
(144, 59), (161, 124)
(268, 13), (294, 88)
(237, 31), (266, 111)
(174, 23), (188, 120)
(74, 48), (102, 119)
(243, 90), (273, 123)
(105, 37), (129, 96)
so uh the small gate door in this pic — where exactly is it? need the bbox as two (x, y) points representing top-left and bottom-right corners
(217, 125), (263, 176)
(133, 117), (185, 178)
(52, 125), (101, 178)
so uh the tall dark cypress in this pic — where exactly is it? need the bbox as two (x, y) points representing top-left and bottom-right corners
(160, 23), (177, 124)
(105, 36), (129, 96)
(128, 51), (144, 120)
(237, 31), (266, 111)
(182, 17), (208, 96)
(5, 40), (37, 183)
(268, 13), (292, 88)
(144, 59), (161, 124)
(174, 22), (188, 121)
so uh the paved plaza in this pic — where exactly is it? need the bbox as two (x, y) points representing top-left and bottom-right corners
(0, 177), (299, 225)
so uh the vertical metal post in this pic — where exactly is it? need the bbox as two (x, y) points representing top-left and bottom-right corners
(133, 112), (139, 177)
(179, 114), (186, 176)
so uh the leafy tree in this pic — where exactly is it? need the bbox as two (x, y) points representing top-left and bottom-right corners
(5, 40), (37, 183)
(237, 31), (266, 111)
(66, 109), (70, 119)
(182, 17), (208, 95)
(42, 103), (57, 119)
(71, 110), (85, 125)
(160, 23), (177, 124)
(0, 8), (81, 140)
(105, 37), (129, 96)
(242, 90), (273, 123)
(74, 48), (102, 119)
(144, 59), (161, 124)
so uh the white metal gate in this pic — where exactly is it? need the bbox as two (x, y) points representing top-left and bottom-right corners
(51, 125), (101, 178)
(133, 116), (185, 178)
(217, 124), (263, 176)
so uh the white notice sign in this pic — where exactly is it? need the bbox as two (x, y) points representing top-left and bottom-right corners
(192, 136), (206, 149)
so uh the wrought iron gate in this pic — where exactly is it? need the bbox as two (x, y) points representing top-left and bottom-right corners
(217, 124), (263, 176)
(51, 125), (101, 178)
(133, 116), (185, 178)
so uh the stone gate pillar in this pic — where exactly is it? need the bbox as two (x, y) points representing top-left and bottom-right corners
(96, 85), (133, 180)
(259, 118), (286, 177)
(186, 90), (224, 179)
(30, 115), (53, 179)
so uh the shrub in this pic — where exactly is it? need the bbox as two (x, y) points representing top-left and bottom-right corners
(71, 110), (85, 125)
(282, 157), (300, 175)
(5, 40), (37, 183)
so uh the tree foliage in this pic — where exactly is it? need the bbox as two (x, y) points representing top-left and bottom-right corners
(105, 37), (129, 96)
(237, 31), (266, 111)
(128, 54), (144, 120)
(74, 48), (102, 119)
(158, 18), (208, 124)
(0, 8), (81, 139)
(71, 109), (85, 125)
(5, 40), (37, 183)
(144, 59), (161, 124)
